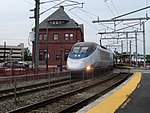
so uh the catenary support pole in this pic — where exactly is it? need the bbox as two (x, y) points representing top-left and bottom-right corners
(130, 41), (132, 66)
(135, 31), (138, 67)
(143, 22), (146, 68)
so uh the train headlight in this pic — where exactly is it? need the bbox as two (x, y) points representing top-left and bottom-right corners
(86, 66), (91, 71)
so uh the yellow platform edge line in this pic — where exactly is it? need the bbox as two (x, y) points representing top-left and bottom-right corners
(86, 72), (142, 113)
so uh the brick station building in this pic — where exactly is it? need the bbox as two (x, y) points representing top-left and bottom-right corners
(32, 6), (84, 68)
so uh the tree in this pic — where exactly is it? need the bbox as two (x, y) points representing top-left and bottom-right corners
(24, 47), (32, 61)
(146, 55), (150, 63)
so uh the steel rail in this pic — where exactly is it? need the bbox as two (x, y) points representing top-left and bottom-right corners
(58, 73), (131, 113)
(0, 76), (70, 95)
(7, 73), (124, 113)
(0, 80), (77, 101)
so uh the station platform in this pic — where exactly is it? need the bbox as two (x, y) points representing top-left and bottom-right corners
(77, 70), (150, 113)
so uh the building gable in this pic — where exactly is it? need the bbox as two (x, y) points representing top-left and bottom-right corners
(39, 6), (80, 29)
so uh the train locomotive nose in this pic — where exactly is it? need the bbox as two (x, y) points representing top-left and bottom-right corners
(67, 59), (85, 70)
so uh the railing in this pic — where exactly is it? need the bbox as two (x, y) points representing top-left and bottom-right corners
(0, 66), (66, 77)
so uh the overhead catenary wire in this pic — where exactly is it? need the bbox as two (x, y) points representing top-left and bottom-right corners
(40, 0), (66, 15)
(145, 0), (149, 17)
(40, 0), (62, 4)
(20, 0), (34, 6)
(112, 5), (150, 19)
(104, 0), (115, 16)
(21, 0), (115, 38)
(68, 9), (99, 31)
(43, 0), (99, 31)
(110, 0), (119, 15)
(78, 8), (99, 19)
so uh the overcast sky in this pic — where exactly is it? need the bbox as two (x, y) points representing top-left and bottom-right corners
(0, 0), (150, 54)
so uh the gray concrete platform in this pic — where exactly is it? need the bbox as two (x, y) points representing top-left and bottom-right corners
(115, 73), (150, 113)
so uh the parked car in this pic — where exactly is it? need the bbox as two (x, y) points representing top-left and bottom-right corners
(3, 61), (29, 68)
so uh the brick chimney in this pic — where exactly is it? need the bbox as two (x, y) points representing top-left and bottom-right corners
(60, 6), (64, 10)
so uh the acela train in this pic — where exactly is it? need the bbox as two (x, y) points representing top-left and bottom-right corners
(67, 42), (114, 71)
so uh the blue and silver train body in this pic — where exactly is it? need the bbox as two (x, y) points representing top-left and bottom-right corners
(67, 42), (114, 71)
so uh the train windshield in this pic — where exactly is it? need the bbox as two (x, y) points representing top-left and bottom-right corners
(72, 46), (89, 53)
(72, 47), (80, 53)
(80, 47), (88, 53)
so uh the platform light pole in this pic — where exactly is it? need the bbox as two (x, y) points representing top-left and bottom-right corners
(60, 48), (63, 71)
(46, 20), (49, 72)
(4, 42), (6, 62)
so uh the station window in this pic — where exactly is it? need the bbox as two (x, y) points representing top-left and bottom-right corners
(39, 49), (43, 61)
(52, 21), (55, 24)
(64, 33), (69, 40)
(49, 21), (52, 24)
(53, 33), (59, 40)
(70, 33), (74, 40)
(43, 34), (47, 40)
(59, 21), (62, 24)
(49, 20), (66, 25)
(56, 21), (59, 24)
(39, 34), (43, 40)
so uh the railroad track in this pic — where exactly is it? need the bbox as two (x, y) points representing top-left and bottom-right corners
(7, 72), (131, 113)
(58, 73), (131, 113)
(0, 76), (74, 101)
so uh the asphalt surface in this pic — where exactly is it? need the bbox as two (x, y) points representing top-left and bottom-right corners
(115, 73), (150, 113)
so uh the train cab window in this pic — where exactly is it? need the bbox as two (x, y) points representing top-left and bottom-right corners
(80, 47), (88, 53)
(72, 47), (80, 53)
(72, 46), (89, 53)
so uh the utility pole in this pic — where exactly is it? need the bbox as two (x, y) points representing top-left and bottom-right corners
(35, 0), (40, 69)
(30, 0), (40, 69)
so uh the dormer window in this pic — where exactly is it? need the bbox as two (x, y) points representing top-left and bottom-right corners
(49, 20), (68, 25)
(62, 21), (65, 24)
(59, 21), (61, 24)
(52, 21), (55, 24)
(49, 21), (53, 24)
(56, 21), (59, 24)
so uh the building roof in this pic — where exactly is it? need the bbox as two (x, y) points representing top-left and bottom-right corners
(39, 6), (81, 29)
(0, 43), (24, 49)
